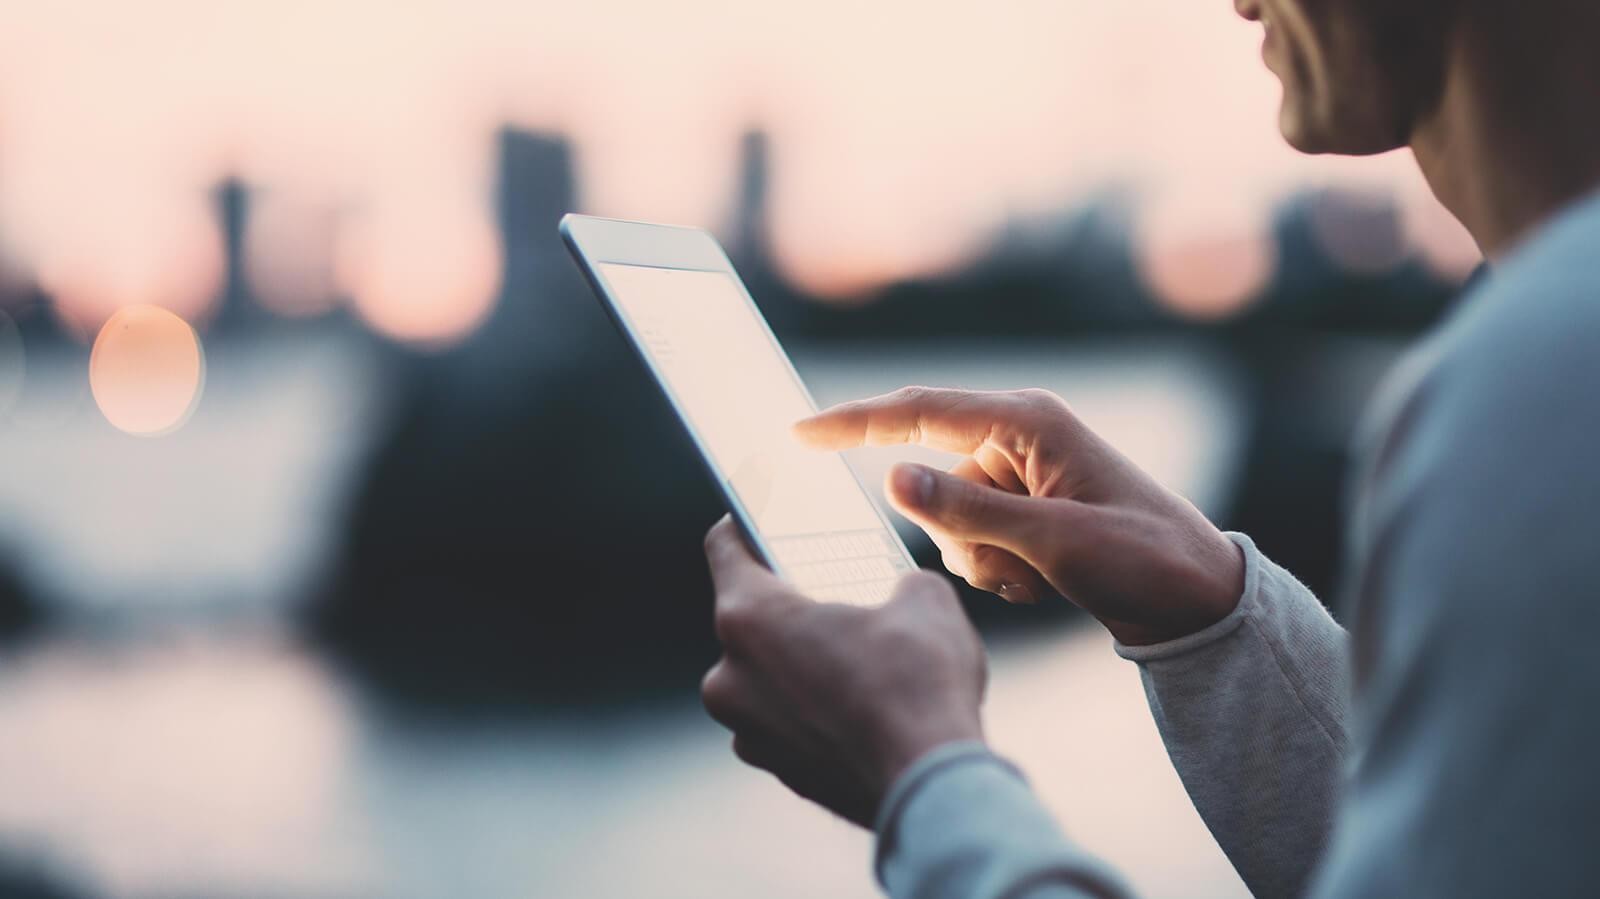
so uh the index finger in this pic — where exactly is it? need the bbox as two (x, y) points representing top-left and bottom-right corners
(792, 386), (1008, 453)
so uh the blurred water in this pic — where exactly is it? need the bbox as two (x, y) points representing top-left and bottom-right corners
(0, 627), (1248, 898)
(0, 335), (1243, 618)
(0, 334), (380, 619)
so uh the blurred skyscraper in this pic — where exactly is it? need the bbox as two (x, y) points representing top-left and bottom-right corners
(310, 128), (725, 707)
(726, 130), (771, 264)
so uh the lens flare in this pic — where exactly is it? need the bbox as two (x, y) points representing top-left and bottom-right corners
(88, 305), (205, 436)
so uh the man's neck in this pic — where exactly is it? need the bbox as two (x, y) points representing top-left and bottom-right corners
(1410, 4), (1600, 261)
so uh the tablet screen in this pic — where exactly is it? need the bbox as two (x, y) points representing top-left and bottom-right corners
(598, 262), (912, 605)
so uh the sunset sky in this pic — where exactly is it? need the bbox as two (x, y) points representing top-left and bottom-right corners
(0, 0), (1476, 342)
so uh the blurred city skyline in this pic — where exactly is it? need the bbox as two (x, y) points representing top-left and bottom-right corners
(0, 0), (1478, 347)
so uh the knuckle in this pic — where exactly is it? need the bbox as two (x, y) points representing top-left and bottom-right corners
(703, 517), (734, 555)
(965, 572), (1002, 595)
(963, 562), (1006, 596)
(731, 735), (764, 767)
(1016, 387), (1069, 414)
(939, 547), (973, 580)
(1031, 503), (1087, 571)
(968, 541), (1002, 565)
(700, 662), (735, 716)
(713, 597), (761, 646)
(700, 658), (728, 692)
(968, 543), (1010, 577)
(895, 385), (961, 409)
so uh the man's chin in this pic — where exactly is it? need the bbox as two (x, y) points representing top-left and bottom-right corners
(1278, 104), (1406, 157)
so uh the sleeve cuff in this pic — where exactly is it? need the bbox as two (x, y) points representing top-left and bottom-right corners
(872, 740), (1026, 883)
(1112, 531), (1260, 664)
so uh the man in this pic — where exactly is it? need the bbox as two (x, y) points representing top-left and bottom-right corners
(698, 0), (1600, 895)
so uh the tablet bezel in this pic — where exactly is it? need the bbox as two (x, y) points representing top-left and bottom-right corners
(559, 213), (917, 590)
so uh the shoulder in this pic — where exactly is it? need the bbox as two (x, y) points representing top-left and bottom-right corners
(1357, 193), (1600, 618)
(1326, 199), (1600, 897)
(1439, 202), (1600, 454)
(1414, 190), (1600, 507)
(1441, 191), (1600, 388)
(1359, 192), (1600, 487)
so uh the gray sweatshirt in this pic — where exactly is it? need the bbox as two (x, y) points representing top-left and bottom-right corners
(874, 188), (1600, 898)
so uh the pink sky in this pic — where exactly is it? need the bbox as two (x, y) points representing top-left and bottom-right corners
(0, 0), (1476, 342)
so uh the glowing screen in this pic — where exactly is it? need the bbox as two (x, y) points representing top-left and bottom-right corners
(598, 262), (910, 605)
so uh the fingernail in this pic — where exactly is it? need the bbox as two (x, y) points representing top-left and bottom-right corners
(999, 583), (1036, 605)
(891, 464), (934, 508)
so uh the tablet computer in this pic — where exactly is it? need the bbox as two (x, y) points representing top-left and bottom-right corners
(560, 213), (916, 607)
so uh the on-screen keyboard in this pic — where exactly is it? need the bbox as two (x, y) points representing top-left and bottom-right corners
(768, 529), (913, 607)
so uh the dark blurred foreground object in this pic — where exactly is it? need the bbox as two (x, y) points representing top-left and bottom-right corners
(309, 132), (726, 708)
(311, 344), (728, 708)
(0, 558), (43, 643)
(0, 850), (89, 899)
(1220, 194), (1462, 598)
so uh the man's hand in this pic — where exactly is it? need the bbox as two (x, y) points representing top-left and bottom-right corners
(700, 517), (986, 827)
(795, 387), (1244, 646)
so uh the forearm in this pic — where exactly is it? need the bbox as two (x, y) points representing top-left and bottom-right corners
(1116, 533), (1350, 899)
(876, 742), (1134, 899)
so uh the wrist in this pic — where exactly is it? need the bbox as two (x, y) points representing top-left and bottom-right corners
(870, 716), (985, 804)
(1107, 530), (1245, 647)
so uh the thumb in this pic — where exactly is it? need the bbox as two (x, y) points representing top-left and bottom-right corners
(886, 462), (1049, 556)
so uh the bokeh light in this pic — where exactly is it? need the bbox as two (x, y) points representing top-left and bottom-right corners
(88, 305), (206, 436)
(335, 195), (502, 347)
(30, 189), (225, 339)
(1307, 188), (1412, 277)
(1135, 193), (1277, 321)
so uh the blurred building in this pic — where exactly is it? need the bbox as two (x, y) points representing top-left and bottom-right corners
(309, 130), (726, 707)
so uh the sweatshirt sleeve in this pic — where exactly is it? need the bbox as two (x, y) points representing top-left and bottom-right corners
(1114, 533), (1351, 899)
(875, 742), (1136, 899)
